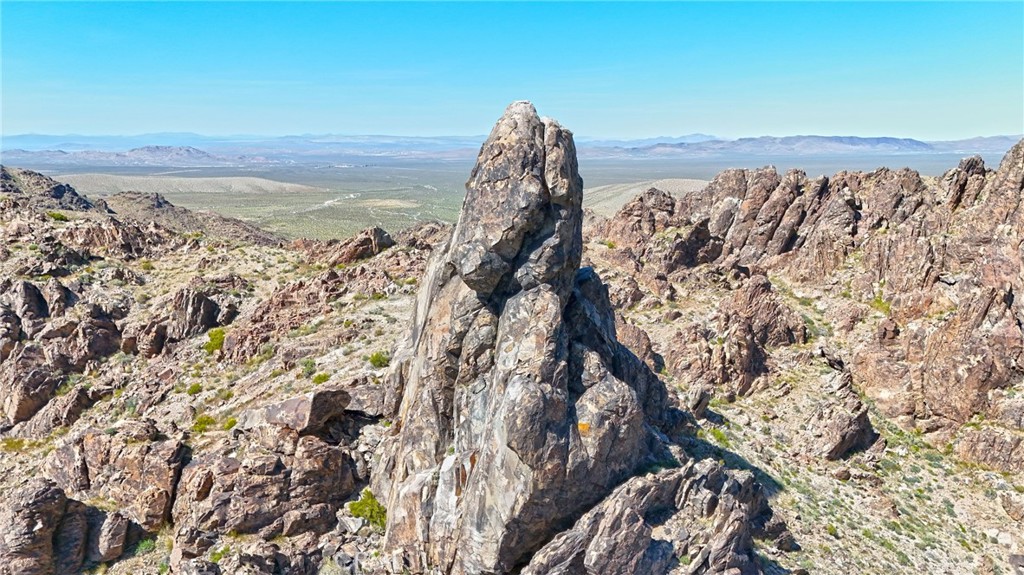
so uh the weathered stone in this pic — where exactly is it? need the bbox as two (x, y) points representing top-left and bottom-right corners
(523, 459), (774, 575)
(84, 509), (129, 564)
(44, 420), (185, 532)
(167, 288), (220, 341)
(375, 102), (701, 574)
(238, 387), (352, 435)
(1002, 492), (1024, 523)
(0, 304), (21, 361)
(800, 370), (878, 460)
(0, 479), (67, 575)
(0, 344), (62, 425)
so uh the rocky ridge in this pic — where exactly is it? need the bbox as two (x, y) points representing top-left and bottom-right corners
(0, 105), (1021, 575)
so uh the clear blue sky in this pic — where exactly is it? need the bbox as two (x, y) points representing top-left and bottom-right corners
(2, 1), (1022, 139)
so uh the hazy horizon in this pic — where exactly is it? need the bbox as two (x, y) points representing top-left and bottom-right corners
(4, 130), (1022, 142)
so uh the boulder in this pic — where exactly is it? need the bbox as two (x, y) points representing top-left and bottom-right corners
(0, 344), (62, 425)
(800, 370), (878, 460)
(0, 479), (67, 575)
(167, 288), (220, 341)
(523, 459), (774, 575)
(44, 420), (186, 532)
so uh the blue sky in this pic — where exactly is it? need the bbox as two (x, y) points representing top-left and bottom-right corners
(2, 2), (1022, 139)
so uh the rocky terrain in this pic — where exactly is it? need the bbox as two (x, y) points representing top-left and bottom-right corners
(0, 103), (1021, 575)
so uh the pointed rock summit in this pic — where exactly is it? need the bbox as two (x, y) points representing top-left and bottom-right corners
(373, 102), (773, 574)
(374, 102), (666, 572)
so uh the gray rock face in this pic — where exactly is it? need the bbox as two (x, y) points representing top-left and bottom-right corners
(0, 479), (67, 575)
(522, 460), (772, 575)
(167, 288), (221, 342)
(800, 370), (878, 460)
(374, 102), (678, 574)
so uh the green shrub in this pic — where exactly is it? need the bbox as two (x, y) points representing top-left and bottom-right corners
(312, 372), (330, 385)
(708, 427), (731, 448)
(186, 383), (203, 396)
(47, 211), (69, 222)
(209, 545), (230, 564)
(300, 358), (317, 378)
(249, 343), (276, 365)
(368, 351), (391, 369)
(133, 538), (157, 555)
(203, 328), (226, 355)
(1, 438), (27, 452)
(221, 417), (237, 430)
(827, 524), (840, 538)
(192, 414), (216, 434)
(869, 293), (891, 315)
(139, 260), (155, 271)
(349, 488), (387, 531)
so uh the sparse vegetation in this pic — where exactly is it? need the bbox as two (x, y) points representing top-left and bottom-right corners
(368, 351), (391, 369)
(312, 372), (330, 385)
(133, 538), (157, 556)
(869, 293), (892, 315)
(203, 327), (226, 355)
(192, 414), (217, 434)
(47, 211), (69, 222)
(708, 427), (731, 448)
(300, 358), (317, 378)
(209, 545), (230, 564)
(349, 488), (387, 531)
(1, 438), (27, 452)
(186, 383), (203, 396)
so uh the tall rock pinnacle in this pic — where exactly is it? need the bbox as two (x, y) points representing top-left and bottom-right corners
(373, 102), (670, 573)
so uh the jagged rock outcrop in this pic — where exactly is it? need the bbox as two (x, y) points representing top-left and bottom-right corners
(523, 460), (772, 575)
(662, 274), (806, 398)
(44, 420), (186, 532)
(0, 344), (62, 425)
(294, 226), (396, 267)
(593, 139), (1024, 471)
(0, 479), (69, 575)
(170, 386), (372, 568)
(374, 102), (771, 575)
(0, 166), (97, 212)
(0, 477), (150, 575)
(798, 370), (878, 460)
(375, 102), (654, 573)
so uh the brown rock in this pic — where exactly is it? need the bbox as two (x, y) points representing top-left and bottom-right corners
(0, 344), (61, 425)
(44, 420), (185, 532)
(0, 478), (67, 575)
(523, 459), (777, 575)
(167, 288), (220, 342)
(800, 370), (878, 460)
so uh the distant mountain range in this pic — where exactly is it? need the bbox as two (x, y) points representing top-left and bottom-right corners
(0, 145), (276, 168)
(1, 133), (1019, 167)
